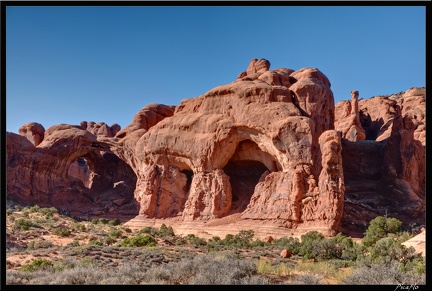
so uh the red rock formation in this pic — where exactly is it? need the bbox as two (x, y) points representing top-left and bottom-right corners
(5, 59), (425, 237)
(336, 87), (425, 235)
(6, 124), (138, 218)
(80, 121), (121, 138)
(334, 90), (366, 141)
(18, 122), (45, 146)
(108, 58), (341, 234)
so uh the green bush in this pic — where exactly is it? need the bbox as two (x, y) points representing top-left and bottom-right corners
(217, 230), (256, 247)
(272, 236), (301, 255)
(156, 224), (175, 237)
(68, 240), (81, 247)
(362, 216), (402, 247)
(92, 218), (109, 225)
(121, 235), (157, 247)
(88, 239), (104, 246)
(20, 259), (53, 272)
(71, 222), (86, 232)
(108, 219), (121, 226)
(139, 226), (158, 235)
(299, 231), (325, 260)
(341, 260), (426, 285)
(27, 240), (53, 250)
(14, 218), (33, 230)
(109, 229), (123, 239)
(186, 234), (207, 246)
(360, 236), (420, 268)
(40, 207), (58, 217)
(328, 233), (358, 261)
(52, 227), (72, 237)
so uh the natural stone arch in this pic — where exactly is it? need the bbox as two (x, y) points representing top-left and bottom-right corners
(67, 156), (96, 189)
(223, 139), (280, 213)
(65, 150), (139, 216)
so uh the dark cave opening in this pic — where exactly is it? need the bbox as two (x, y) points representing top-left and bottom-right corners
(181, 169), (194, 193)
(223, 159), (269, 213)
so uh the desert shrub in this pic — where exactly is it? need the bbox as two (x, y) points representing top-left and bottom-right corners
(250, 238), (267, 247)
(78, 256), (97, 268)
(53, 258), (78, 271)
(403, 256), (426, 275)
(92, 218), (109, 225)
(362, 216), (402, 247)
(325, 258), (356, 269)
(341, 260), (426, 285)
(49, 266), (106, 284)
(67, 240), (81, 247)
(70, 222), (86, 232)
(185, 234), (207, 246)
(26, 239), (53, 250)
(102, 236), (117, 246)
(98, 261), (148, 284)
(206, 236), (225, 250)
(358, 236), (421, 269)
(52, 227), (72, 237)
(295, 261), (339, 278)
(121, 234), (157, 247)
(256, 259), (293, 277)
(20, 258), (53, 272)
(88, 239), (104, 246)
(123, 227), (132, 233)
(109, 229), (123, 239)
(367, 237), (409, 264)
(272, 236), (301, 255)
(289, 273), (324, 285)
(139, 226), (158, 235)
(39, 207), (58, 217)
(217, 230), (256, 247)
(143, 252), (268, 284)
(298, 231), (325, 261)
(14, 218), (33, 230)
(156, 223), (175, 237)
(394, 230), (414, 244)
(108, 218), (121, 226)
(327, 233), (359, 261)
(234, 229), (255, 246)
(6, 269), (50, 284)
(28, 204), (41, 213)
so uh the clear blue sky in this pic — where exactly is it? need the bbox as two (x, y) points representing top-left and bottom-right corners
(5, 5), (426, 133)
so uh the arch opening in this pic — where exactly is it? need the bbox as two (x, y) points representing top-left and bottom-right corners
(66, 151), (138, 216)
(223, 140), (277, 213)
(68, 157), (95, 189)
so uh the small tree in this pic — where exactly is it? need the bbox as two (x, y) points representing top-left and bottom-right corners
(362, 216), (402, 247)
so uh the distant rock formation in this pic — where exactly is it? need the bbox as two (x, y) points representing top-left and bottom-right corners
(18, 122), (45, 146)
(334, 90), (366, 141)
(337, 87), (426, 234)
(6, 59), (425, 236)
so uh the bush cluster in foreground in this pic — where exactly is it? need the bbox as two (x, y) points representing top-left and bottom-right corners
(5, 204), (426, 285)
